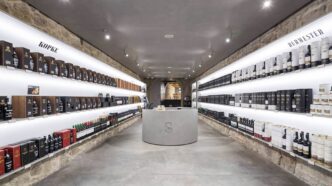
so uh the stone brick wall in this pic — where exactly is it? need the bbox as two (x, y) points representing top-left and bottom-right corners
(198, 0), (332, 79)
(0, 0), (140, 80)
(199, 114), (332, 186)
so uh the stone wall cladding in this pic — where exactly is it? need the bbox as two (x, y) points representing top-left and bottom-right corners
(0, 0), (139, 80)
(0, 116), (140, 186)
(199, 0), (332, 80)
(199, 114), (332, 186)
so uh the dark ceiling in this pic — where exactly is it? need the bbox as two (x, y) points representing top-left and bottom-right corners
(25, 0), (311, 79)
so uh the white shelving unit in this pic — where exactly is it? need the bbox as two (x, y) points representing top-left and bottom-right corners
(191, 82), (197, 108)
(0, 11), (146, 146)
(197, 12), (332, 135)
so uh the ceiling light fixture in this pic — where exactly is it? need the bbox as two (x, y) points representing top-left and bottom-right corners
(104, 34), (111, 40)
(137, 63), (140, 66)
(192, 70), (195, 73)
(262, 0), (272, 9)
(189, 74), (191, 77)
(199, 64), (202, 68)
(125, 53), (129, 58)
(143, 69), (146, 72)
(225, 38), (231, 43)
(164, 34), (175, 39)
(167, 67), (172, 69)
(168, 71), (171, 74)
(208, 54), (212, 58)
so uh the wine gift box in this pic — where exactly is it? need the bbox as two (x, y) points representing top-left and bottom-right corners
(56, 60), (67, 77)
(48, 97), (62, 114)
(93, 72), (98, 83)
(74, 97), (81, 111)
(87, 70), (94, 82)
(31, 137), (46, 159)
(66, 63), (74, 79)
(15, 47), (33, 71)
(30, 52), (45, 73)
(34, 96), (47, 116)
(0, 41), (14, 67)
(17, 141), (29, 166)
(4, 145), (21, 170)
(81, 68), (88, 81)
(27, 141), (35, 163)
(54, 130), (71, 148)
(45, 56), (57, 75)
(0, 149), (4, 175)
(61, 97), (74, 112)
(86, 98), (92, 109)
(68, 128), (77, 144)
(80, 97), (87, 110)
(74, 66), (82, 80)
(12, 96), (33, 118)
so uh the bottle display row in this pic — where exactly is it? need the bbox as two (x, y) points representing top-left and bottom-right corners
(0, 95), (141, 120)
(0, 40), (142, 92)
(0, 128), (77, 176)
(198, 108), (332, 169)
(311, 84), (332, 117)
(198, 88), (312, 114)
(198, 37), (332, 91)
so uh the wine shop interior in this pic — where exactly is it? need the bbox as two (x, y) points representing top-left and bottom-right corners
(0, 0), (331, 185)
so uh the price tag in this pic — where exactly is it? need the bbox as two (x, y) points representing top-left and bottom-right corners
(289, 152), (295, 157)
(49, 153), (54, 157)
(65, 146), (70, 150)
(28, 117), (35, 120)
(8, 119), (16, 123)
(6, 66), (15, 70)
(269, 143), (272, 147)
(25, 69), (33, 73)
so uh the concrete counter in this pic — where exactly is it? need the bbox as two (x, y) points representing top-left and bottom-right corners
(142, 108), (198, 145)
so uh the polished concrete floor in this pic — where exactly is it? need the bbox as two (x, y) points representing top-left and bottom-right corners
(36, 119), (307, 186)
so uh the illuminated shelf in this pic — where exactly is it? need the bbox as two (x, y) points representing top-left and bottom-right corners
(0, 11), (144, 87)
(198, 64), (332, 96)
(0, 103), (143, 146)
(199, 114), (332, 173)
(198, 102), (332, 135)
(0, 67), (145, 97)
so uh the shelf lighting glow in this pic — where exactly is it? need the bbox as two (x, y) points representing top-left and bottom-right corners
(0, 103), (143, 146)
(199, 102), (332, 135)
(198, 12), (332, 84)
(0, 11), (145, 87)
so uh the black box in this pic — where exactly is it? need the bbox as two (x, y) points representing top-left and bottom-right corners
(86, 98), (92, 109)
(93, 72), (98, 83)
(30, 52), (45, 73)
(61, 97), (74, 112)
(0, 96), (12, 121)
(285, 90), (295, 112)
(91, 97), (97, 109)
(15, 47), (34, 71)
(87, 70), (94, 82)
(81, 68), (88, 81)
(294, 89), (306, 113)
(31, 137), (46, 159)
(0, 41), (14, 67)
(34, 97), (47, 116)
(74, 97), (81, 111)
(80, 97), (87, 110)
(305, 89), (313, 113)
(18, 141), (30, 166)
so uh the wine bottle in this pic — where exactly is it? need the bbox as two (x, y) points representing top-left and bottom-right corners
(4, 149), (12, 173)
(293, 132), (299, 154)
(298, 132), (304, 156)
(321, 37), (330, 65)
(304, 45), (311, 69)
(58, 136), (63, 149)
(48, 135), (54, 153)
(12, 50), (19, 68)
(282, 128), (286, 149)
(303, 133), (312, 159)
(53, 134), (58, 151)
(44, 136), (49, 155)
(29, 54), (34, 71)
(33, 143), (39, 159)
(287, 52), (292, 72)
(32, 100), (39, 116)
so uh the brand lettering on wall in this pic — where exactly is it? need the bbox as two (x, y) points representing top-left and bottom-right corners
(38, 41), (58, 53)
(288, 29), (324, 48)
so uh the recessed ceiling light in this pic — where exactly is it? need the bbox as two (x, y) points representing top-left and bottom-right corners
(104, 34), (111, 40)
(60, 0), (70, 3)
(208, 54), (212, 58)
(168, 71), (171, 74)
(143, 69), (146, 72)
(189, 74), (191, 77)
(225, 38), (231, 43)
(167, 67), (172, 69)
(192, 70), (195, 73)
(199, 64), (202, 68)
(262, 0), (272, 9)
(125, 53), (129, 57)
(137, 63), (140, 66)
(164, 34), (175, 39)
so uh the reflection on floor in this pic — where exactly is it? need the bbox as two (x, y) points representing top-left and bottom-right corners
(36, 119), (307, 186)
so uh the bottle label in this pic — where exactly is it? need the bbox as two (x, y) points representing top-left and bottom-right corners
(322, 42), (329, 59)
(329, 49), (332, 60)
(311, 42), (321, 62)
(305, 57), (311, 65)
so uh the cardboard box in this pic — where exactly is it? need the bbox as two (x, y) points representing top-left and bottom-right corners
(15, 47), (33, 70)
(12, 96), (33, 118)
(54, 130), (71, 148)
(30, 52), (44, 73)
(0, 149), (4, 175)
(45, 56), (57, 75)
(4, 145), (21, 170)
(0, 41), (14, 67)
